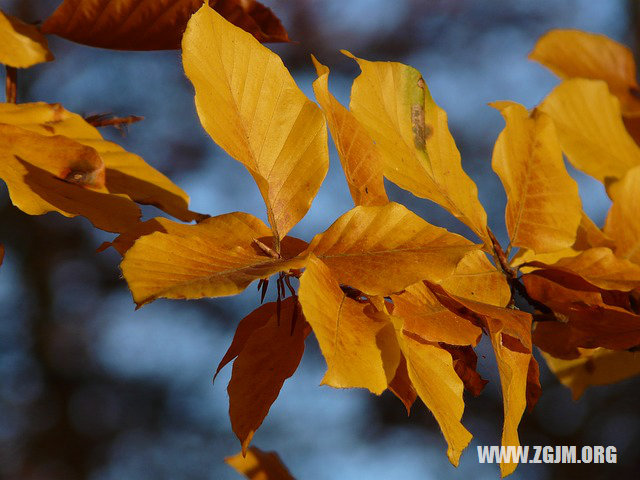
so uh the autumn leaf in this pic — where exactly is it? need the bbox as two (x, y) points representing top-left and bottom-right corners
(225, 446), (295, 480)
(344, 51), (489, 244)
(0, 102), (199, 222)
(0, 10), (53, 68)
(524, 247), (640, 292)
(183, 4), (328, 242)
(311, 56), (388, 206)
(228, 298), (308, 453)
(604, 165), (640, 264)
(41, 0), (289, 51)
(214, 301), (280, 382)
(542, 349), (640, 400)
(524, 272), (640, 357)
(442, 344), (489, 397)
(298, 255), (400, 394)
(530, 29), (640, 115)
(428, 283), (532, 476)
(121, 212), (307, 307)
(388, 354), (418, 414)
(391, 282), (482, 346)
(0, 123), (143, 232)
(0, 244), (4, 268)
(491, 102), (581, 253)
(399, 333), (472, 466)
(439, 250), (511, 307)
(305, 202), (479, 296)
(539, 79), (640, 185)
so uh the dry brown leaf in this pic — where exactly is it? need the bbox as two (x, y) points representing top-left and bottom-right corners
(41, 0), (289, 50)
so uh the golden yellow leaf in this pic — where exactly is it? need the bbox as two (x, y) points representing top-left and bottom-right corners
(0, 102), (198, 222)
(121, 213), (307, 307)
(539, 79), (640, 184)
(440, 250), (511, 307)
(228, 298), (307, 453)
(225, 446), (295, 480)
(183, 4), (328, 241)
(535, 247), (640, 291)
(530, 29), (640, 115)
(344, 51), (489, 244)
(573, 212), (616, 250)
(399, 334), (472, 466)
(392, 282), (482, 346)
(605, 165), (640, 263)
(428, 283), (532, 476)
(0, 124), (141, 232)
(491, 102), (581, 253)
(305, 202), (479, 296)
(298, 255), (400, 394)
(0, 10), (53, 68)
(543, 349), (640, 400)
(41, 0), (289, 50)
(311, 56), (388, 207)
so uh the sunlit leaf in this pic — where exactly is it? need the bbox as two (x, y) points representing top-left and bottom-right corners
(41, 0), (289, 51)
(491, 102), (581, 253)
(311, 56), (388, 206)
(530, 29), (640, 115)
(183, 4), (328, 241)
(344, 51), (489, 244)
(440, 250), (511, 307)
(0, 123), (141, 232)
(392, 282), (482, 346)
(228, 298), (307, 453)
(121, 212), (307, 307)
(605, 165), (640, 264)
(428, 283), (532, 476)
(225, 446), (295, 480)
(525, 247), (640, 292)
(305, 202), (479, 296)
(298, 255), (400, 394)
(542, 348), (640, 400)
(0, 102), (198, 222)
(0, 10), (53, 68)
(539, 79), (640, 185)
(399, 334), (472, 466)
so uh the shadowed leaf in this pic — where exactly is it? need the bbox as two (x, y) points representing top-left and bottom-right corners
(225, 446), (295, 480)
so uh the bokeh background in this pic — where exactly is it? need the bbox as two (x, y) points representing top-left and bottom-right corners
(1, 0), (639, 478)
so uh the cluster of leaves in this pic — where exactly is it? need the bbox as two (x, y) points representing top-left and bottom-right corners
(2, 2), (640, 478)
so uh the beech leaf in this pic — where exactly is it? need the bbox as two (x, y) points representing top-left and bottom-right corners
(305, 202), (479, 296)
(530, 29), (640, 115)
(121, 212), (307, 307)
(311, 56), (388, 206)
(491, 102), (581, 253)
(228, 298), (307, 454)
(183, 4), (328, 241)
(298, 255), (400, 394)
(225, 446), (295, 480)
(604, 165), (640, 264)
(0, 124), (142, 232)
(539, 79), (640, 185)
(0, 10), (53, 68)
(543, 349), (640, 400)
(0, 102), (198, 222)
(344, 51), (489, 244)
(41, 0), (289, 51)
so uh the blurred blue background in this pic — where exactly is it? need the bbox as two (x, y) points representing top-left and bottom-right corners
(1, 0), (639, 478)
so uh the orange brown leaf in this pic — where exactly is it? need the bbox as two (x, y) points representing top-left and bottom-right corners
(225, 446), (295, 480)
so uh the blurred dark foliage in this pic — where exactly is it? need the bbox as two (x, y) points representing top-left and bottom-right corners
(1, 1), (640, 479)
